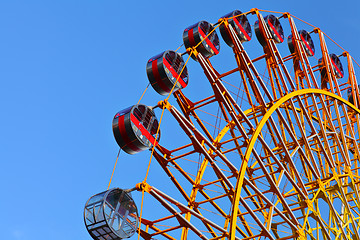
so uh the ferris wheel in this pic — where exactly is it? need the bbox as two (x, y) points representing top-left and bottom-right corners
(83, 8), (360, 240)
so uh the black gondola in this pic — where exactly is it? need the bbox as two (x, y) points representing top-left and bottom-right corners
(288, 30), (315, 56)
(183, 20), (220, 60)
(348, 88), (354, 105)
(219, 10), (252, 48)
(319, 53), (344, 80)
(255, 14), (284, 47)
(84, 188), (139, 240)
(146, 50), (189, 95)
(112, 104), (160, 155)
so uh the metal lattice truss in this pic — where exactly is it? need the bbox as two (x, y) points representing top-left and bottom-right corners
(135, 9), (360, 240)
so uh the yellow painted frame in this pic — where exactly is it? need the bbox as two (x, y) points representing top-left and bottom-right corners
(229, 88), (360, 240)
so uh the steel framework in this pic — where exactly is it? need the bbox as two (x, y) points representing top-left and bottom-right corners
(118, 9), (360, 240)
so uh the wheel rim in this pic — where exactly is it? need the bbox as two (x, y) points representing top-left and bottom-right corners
(230, 89), (360, 240)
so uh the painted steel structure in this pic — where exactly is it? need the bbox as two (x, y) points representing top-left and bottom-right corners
(87, 8), (360, 240)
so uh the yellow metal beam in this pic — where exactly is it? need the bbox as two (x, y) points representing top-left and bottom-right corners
(229, 88), (360, 240)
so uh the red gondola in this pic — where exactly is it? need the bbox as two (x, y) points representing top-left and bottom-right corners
(319, 53), (344, 80)
(288, 30), (315, 56)
(219, 10), (252, 48)
(183, 20), (220, 60)
(112, 104), (160, 154)
(146, 50), (189, 95)
(255, 14), (284, 47)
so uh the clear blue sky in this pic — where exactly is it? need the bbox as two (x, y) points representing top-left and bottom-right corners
(1, 1), (360, 239)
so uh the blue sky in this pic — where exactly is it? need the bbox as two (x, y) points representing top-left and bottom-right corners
(1, 1), (360, 239)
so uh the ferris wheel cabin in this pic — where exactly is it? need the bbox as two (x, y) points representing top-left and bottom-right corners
(84, 188), (139, 240)
(183, 20), (220, 60)
(255, 14), (284, 47)
(219, 10), (252, 48)
(319, 53), (344, 84)
(287, 30), (315, 57)
(146, 50), (189, 95)
(112, 104), (160, 155)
